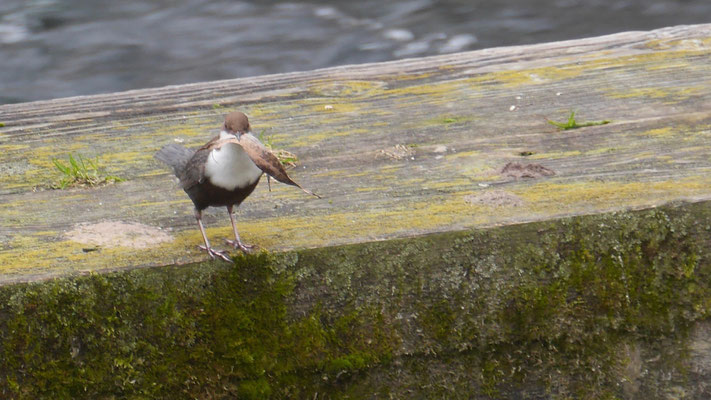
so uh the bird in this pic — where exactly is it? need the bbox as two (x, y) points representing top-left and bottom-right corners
(155, 111), (320, 262)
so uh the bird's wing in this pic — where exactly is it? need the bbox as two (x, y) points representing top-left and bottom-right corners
(177, 136), (222, 189)
(178, 149), (209, 189)
(214, 134), (321, 198)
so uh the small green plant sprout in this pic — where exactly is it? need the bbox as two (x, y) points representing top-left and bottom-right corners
(52, 154), (124, 189)
(547, 110), (610, 130)
(258, 130), (298, 168)
(257, 130), (299, 192)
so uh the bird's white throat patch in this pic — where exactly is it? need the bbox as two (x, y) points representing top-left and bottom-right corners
(204, 131), (263, 190)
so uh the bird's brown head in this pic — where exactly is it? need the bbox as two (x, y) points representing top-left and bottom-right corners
(223, 111), (251, 136)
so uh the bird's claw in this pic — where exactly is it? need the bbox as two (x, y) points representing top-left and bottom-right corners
(198, 245), (232, 262)
(225, 239), (257, 253)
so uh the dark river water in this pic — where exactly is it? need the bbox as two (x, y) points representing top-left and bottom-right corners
(1, 0), (710, 104)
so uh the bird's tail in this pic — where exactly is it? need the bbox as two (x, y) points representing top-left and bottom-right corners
(154, 143), (194, 176)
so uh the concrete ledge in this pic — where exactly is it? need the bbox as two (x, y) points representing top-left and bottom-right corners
(2, 201), (711, 398)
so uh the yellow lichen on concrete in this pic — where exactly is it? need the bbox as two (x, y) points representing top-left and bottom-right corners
(2, 123), (192, 190)
(530, 151), (583, 160)
(470, 66), (584, 88)
(355, 186), (391, 193)
(151, 126), (213, 142)
(645, 62), (691, 71)
(246, 102), (303, 120)
(102, 151), (155, 164)
(0, 235), (87, 276)
(342, 171), (372, 178)
(639, 127), (675, 137)
(288, 128), (368, 148)
(645, 37), (711, 51)
(584, 147), (618, 156)
(425, 179), (473, 189)
(0, 223), (202, 278)
(446, 150), (481, 159)
(240, 192), (493, 249)
(393, 72), (433, 81)
(399, 177), (425, 185)
(308, 80), (388, 97)
(0, 192), (489, 278)
(604, 86), (702, 102)
(515, 178), (711, 212)
(461, 48), (708, 92)
(314, 170), (347, 178)
(0, 144), (30, 151)
(383, 79), (477, 98)
(614, 49), (710, 67)
(424, 114), (477, 128)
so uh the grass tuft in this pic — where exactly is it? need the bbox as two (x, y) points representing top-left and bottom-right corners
(52, 154), (124, 189)
(547, 110), (610, 130)
(258, 130), (298, 168)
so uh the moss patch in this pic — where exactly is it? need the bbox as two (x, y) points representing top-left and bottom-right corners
(0, 252), (396, 399)
(546, 110), (611, 131)
(426, 114), (474, 126)
(2, 201), (711, 397)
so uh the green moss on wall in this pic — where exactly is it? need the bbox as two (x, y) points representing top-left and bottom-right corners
(0, 252), (396, 399)
(2, 202), (711, 398)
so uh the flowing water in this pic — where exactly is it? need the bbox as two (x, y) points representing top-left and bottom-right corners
(1, 0), (710, 104)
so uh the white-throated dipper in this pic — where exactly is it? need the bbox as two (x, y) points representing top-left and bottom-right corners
(155, 111), (320, 262)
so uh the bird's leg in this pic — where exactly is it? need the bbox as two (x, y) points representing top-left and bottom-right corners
(194, 209), (232, 262)
(225, 205), (256, 253)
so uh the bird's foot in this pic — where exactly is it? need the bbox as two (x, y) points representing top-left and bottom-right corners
(225, 239), (257, 253)
(198, 245), (232, 262)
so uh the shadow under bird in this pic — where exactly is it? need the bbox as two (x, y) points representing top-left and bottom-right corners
(155, 111), (320, 262)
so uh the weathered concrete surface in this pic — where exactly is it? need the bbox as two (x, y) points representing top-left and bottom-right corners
(1, 24), (711, 282)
